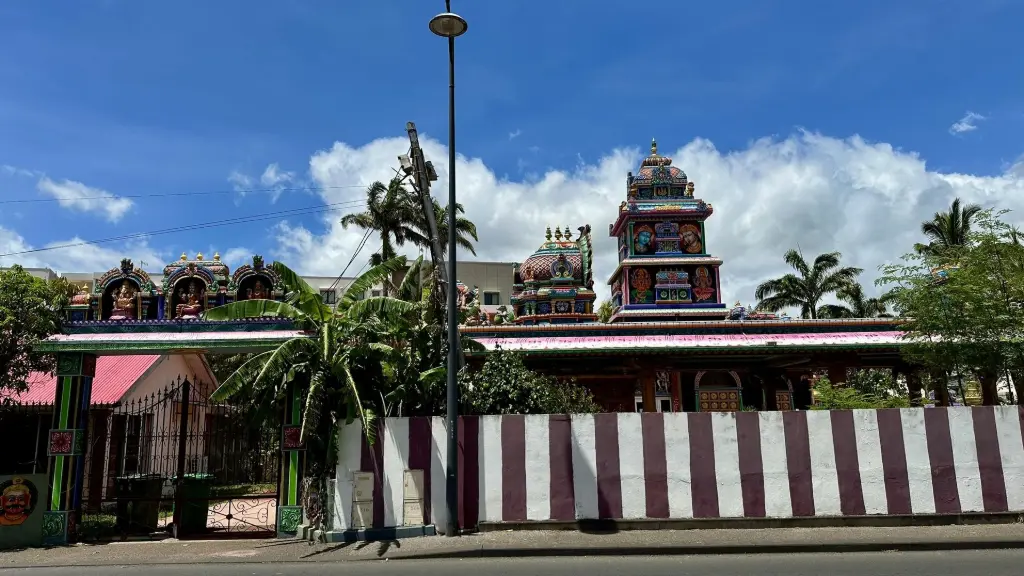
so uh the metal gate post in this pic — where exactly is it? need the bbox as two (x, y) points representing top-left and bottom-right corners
(171, 378), (191, 538)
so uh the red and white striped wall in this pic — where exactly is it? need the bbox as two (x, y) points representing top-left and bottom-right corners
(331, 407), (1024, 534)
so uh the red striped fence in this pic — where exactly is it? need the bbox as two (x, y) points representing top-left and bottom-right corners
(330, 407), (1024, 534)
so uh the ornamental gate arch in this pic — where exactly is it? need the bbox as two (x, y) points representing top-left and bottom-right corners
(22, 253), (311, 545)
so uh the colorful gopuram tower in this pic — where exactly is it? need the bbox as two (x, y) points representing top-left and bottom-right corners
(510, 225), (598, 324)
(607, 139), (728, 322)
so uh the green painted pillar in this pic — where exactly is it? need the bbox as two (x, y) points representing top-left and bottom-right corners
(277, 382), (305, 537)
(43, 352), (96, 545)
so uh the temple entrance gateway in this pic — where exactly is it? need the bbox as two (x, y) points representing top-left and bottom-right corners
(79, 377), (281, 540)
(29, 250), (310, 545)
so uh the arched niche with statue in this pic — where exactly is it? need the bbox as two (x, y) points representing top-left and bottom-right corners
(94, 258), (157, 320)
(161, 252), (230, 319)
(229, 255), (283, 303)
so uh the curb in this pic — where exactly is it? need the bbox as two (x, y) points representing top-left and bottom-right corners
(478, 512), (1024, 533)
(378, 539), (1024, 561)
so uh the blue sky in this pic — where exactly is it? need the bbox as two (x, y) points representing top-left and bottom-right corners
(1, 0), (1022, 303)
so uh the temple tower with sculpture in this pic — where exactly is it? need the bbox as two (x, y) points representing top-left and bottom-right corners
(607, 139), (727, 322)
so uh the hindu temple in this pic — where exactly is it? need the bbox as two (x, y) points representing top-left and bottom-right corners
(461, 139), (910, 413)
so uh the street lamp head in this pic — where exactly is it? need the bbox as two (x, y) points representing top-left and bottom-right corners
(429, 12), (467, 38)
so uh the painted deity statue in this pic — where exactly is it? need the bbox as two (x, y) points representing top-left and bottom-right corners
(249, 280), (268, 300)
(109, 281), (137, 320)
(175, 281), (204, 319)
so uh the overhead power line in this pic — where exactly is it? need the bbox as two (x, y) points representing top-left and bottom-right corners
(0, 184), (371, 205)
(329, 229), (373, 291)
(0, 199), (368, 258)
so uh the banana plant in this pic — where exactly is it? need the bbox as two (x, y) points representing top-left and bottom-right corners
(202, 256), (417, 445)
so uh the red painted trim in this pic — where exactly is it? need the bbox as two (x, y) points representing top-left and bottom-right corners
(971, 406), (1008, 512)
(924, 408), (961, 514)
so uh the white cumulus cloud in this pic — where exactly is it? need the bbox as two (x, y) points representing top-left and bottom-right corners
(36, 177), (134, 222)
(271, 131), (1024, 307)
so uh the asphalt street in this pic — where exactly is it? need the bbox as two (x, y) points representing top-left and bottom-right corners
(6, 550), (1024, 576)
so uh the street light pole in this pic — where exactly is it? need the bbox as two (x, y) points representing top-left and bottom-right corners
(429, 1), (467, 538)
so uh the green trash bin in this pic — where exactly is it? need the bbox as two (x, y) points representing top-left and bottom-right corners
(116, 474), (163, 534)
(173, 473), (213, 536)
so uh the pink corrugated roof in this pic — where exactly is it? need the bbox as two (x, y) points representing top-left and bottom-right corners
(14, 355), (161, 405)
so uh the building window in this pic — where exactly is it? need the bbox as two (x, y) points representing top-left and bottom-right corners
(320, 289), (337, 305)
(483, 291), (501, 305)
(658, 398), (672, 413)
(371, 289), (382, 298)
(634, 396), (644, 413)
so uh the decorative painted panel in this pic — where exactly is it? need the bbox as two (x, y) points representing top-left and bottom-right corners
(281, 426), (305, 451)
(698, 389), (742, 412)
(631, 223), (656, 256)
(692, 266), (717, 302)
(775, 390), (793, 411)
(48, 429), (86, 456)
(679, 223), (703, 254)
(627, 268), (654, 304)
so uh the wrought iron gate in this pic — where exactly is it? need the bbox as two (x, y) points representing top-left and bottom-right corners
(80, 376), (281, 540)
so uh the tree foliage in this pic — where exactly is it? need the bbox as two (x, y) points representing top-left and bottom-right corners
(459, 348), (600, 415)
(879, 208), (1024, 405)
(915, 197), (983, 256)
(0, 266), (72, 403)
(597, 300), (615, 323)
(755, 249), (862, 319)
(811, 376), (909, 410)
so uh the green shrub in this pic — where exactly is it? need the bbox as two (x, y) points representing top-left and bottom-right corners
(459, 348), (600, 415)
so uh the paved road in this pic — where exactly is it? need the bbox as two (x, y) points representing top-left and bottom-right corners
(8, 549), (1024, 575)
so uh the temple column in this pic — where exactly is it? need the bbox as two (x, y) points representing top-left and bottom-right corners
(827, 364), (848, 386)
(43, 352), (96, 545)
(640, 372), (656, 412)
(277, 382), (305, 537)
(905, 368), (924, 407)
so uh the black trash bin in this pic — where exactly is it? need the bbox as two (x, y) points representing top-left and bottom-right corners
(173, 473), (213, 536)
(115, 474), (164, 534)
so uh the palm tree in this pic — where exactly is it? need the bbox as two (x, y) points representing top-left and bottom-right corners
(340, 178), (422, 294)
(422, 198), (478, 258)
(755, 249), (863, 319)
(816, 283), (892, 319)
(915, 197), (983, 256)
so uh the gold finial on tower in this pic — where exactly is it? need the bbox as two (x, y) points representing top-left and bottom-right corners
(545, 226), (552, 241)
(196, 252), (204, 261)
(213, 252), (221, 262)
(564, 227), (573, 240)
(554, 226), (563, 241)
(180, 252), (188, 261)
(651, 138), (658, 155)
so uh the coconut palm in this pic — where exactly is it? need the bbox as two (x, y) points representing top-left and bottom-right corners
(340, 177), (422, 294)
(915, 197), (983, 256)
(816, 283), (892, 319)
(421, 198), (479, 258)
(755, 249), (862, 319)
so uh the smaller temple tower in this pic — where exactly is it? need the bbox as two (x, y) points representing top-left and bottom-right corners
(607, 139), (727, 322)
(510, 225), (598, 324)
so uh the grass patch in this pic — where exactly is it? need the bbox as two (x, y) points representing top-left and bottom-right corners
(209, 483), (276, 499)
(78, 514), (118, 540)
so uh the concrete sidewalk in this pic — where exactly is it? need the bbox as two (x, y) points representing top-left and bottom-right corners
(3, 524), (1024, 568)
